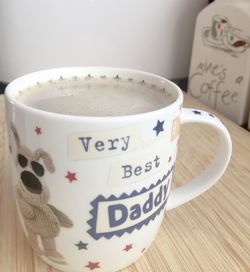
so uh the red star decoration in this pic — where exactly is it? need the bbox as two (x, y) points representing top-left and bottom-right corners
(65, 171), (77, 183)
(123, 243), (133, 252)
(85, 261), (100, 270)
(35, 126), (42, 135)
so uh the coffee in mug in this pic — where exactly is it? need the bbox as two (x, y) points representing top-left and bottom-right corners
(16, 76), (174, 116)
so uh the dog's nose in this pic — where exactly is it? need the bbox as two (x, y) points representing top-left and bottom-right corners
(20, 171), (42, 194)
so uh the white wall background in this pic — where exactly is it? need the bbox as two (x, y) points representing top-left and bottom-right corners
(0, 0), (208, 82)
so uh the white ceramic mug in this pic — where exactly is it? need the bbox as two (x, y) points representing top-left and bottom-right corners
(5, 67), (232, 272)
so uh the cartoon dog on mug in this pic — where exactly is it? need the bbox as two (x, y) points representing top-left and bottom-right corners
(10, 122), (73, 264)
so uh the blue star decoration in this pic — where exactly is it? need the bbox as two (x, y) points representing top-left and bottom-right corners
(153, 120), (165, 136)
(75, 241), (88, 250)
(192, 110), (202, 115)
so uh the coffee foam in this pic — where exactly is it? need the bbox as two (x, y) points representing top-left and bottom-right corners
(16, 77), (175, 116)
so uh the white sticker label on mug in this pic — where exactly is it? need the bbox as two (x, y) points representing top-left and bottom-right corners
(108, 144), (170, 186)
(68, 125), (141, 160)
(171, 116), (181, 141)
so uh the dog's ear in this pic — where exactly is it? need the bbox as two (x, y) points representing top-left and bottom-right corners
(10, 122), (21, 148)
(34, 149), (55, 173)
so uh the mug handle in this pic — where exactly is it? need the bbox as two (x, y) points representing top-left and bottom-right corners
(167, 108), (232, 210)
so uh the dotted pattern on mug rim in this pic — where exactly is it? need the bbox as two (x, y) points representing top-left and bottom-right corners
(18, 73), (173, 99)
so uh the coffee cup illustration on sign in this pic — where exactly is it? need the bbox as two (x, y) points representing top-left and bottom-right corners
(202, 15), (250, 56)
(211, 15), (229, 40)
(10, 123), (73, 265)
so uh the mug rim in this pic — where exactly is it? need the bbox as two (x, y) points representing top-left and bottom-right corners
(5, 66), (183, 122)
